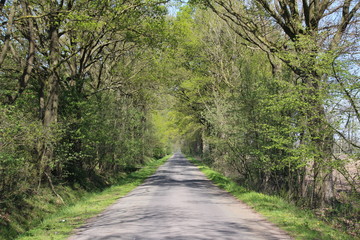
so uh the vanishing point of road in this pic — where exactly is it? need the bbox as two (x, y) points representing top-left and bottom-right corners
(69, 153), (292, 240)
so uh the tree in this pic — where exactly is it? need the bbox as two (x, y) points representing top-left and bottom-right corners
(0, 0), (171, 213)
(195, 0), (360, 207)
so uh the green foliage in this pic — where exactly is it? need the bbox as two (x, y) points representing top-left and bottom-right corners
(166, 5), (359, 236)
(0, 0), (359, 238)
(0, 0), (173, 237)
(0, 105), (60, 202)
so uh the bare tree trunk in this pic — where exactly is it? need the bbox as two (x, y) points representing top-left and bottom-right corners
(18, 0), (36, 95)
(43, 21), (60, 127)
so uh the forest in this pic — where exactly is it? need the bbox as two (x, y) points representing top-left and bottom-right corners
(0, 0), (359, 238)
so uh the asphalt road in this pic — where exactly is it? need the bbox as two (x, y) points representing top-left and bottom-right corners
(69, 153), (292, 240)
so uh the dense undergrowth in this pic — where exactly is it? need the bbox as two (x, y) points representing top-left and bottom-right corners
(188, 156), (358, 240)
(0, 155), (170, 240)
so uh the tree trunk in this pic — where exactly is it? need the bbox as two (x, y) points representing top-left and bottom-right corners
(305, 76), (335, 208)
(43, 24), (60, 127)
(18, 0), (36, 96)
(38, 8), (60, 188)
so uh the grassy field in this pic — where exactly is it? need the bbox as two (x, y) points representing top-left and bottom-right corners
(7, 155), (170, 240)
(188, 157), (357, 240)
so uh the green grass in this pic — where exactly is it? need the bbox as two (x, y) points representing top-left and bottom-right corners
(188, 157), (357, 240)
(12, 155), (170, 240)
(1, 186), (88, 239)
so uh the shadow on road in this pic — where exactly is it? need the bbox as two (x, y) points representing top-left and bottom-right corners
(70, 153), (291, 240)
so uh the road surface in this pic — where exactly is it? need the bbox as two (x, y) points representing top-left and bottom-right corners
(69, 153), (291, 240)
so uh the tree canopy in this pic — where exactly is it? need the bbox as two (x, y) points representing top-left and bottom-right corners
(0, 0), (359, 237)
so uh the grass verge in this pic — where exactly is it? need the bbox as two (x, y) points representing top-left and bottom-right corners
(13, 155), (170, 240)
(188, 156), (357, 240)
